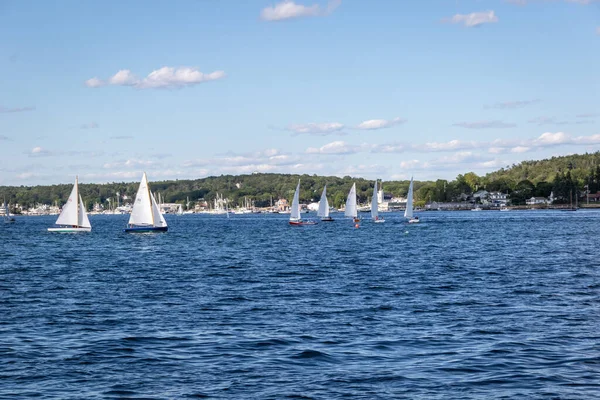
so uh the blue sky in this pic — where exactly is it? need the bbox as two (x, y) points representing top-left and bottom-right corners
(1, 0), (599, 185)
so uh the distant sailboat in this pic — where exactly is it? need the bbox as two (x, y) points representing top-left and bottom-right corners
(125, 172), (168, 232)
(405, 177), (419, 223)
(3, 198), (15, 223)
(372, 180), (385, 223)
(176, 204), (183, 216)
(48, 177), (91, 232)
(289, 179), (317, 226)
(345, 183), (360, 222)
(317, 185), (333, 222)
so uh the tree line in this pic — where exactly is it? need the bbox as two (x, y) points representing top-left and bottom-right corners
(3, 151), (600, 211)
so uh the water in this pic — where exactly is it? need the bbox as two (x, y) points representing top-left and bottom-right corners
(1, 211), (599, 399)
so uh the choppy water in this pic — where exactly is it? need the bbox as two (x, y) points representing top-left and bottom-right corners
(1, 211), (600, 399)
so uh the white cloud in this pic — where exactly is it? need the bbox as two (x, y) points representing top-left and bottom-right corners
(287, 122), (345, 135)
(29, 146), (51, 157)
(534, 132), (570, 145)
(86, 66), (226, 89)
(84, 77), (104, 88)
(510, 146), (530, 153)
(446, 11), (498, 28)
(356, 117), (405, 130)
(417, 139), (479, 152)
(306, 141), (362, 155)
(371, 143), (406, 153)
(485, 99), (540, 109)
(528, 116), (569, 125)
(261, 0), (341, 21)
(103, 159), (157, 169)
(0, 105), (35, 113)
(452, 120), (516, 129)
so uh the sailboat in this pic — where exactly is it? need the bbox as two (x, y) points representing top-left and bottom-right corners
(289, 179), (317, 226)
(3, 198), (15, 223)
(176, 204), (183, 216)
(317, 186), (333, 222)
(405, 177), (419, 223)
(371, 180), (385, 223)
(345, 183), (360, 222)
(125, 172), (168, 232)
(48, 177), (91, 232)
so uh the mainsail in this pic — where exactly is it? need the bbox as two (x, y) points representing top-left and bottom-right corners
(317, 186), (329, 218)
(404, 177), (414, 219)
(345, 183), (357, 218)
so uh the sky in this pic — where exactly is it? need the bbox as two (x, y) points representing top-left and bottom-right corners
(0, 0), (599, 186)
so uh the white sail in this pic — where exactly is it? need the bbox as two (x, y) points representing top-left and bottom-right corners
(177, 204), (183, 216)
(3, 199), (8, 217)
(150, 191), (168, 227)
(345, 183), (357, 218)
(371, 180), (379, 220)
(290, 180), (301, 221)
(404, 177), (414, 219)
(317, 186), (329, 218)
(78, 195), (91, 228)
(55, 178), (81, 226)
(129, 172), (155, 226)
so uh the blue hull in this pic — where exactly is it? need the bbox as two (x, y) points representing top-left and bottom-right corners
(124, 226), (168, 233)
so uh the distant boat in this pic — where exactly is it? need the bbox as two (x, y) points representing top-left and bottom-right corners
(125, 172), (168, 232)
(317, 185), (333, 222)
(500, 205), (509, 211)
(176, 204), (183, 216)
(405, 177), (419, 223)
(289, 180), (317, 226)
(372, 180), (385, 223)
(345, 183), (360, 223)
(3, 198), (15, 223)
(48, 177), (91, 232)
(471, 206), (482, 212)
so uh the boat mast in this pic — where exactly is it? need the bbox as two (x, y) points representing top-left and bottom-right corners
(75, 176), (79, 227)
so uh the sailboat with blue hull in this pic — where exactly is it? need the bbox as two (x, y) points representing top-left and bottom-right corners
(125, 172), (168, 233)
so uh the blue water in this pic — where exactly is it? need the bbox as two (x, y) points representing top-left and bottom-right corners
(1, 211), (599, 399)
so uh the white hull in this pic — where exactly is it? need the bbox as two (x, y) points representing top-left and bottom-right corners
(373, 218), (385, 223)
(48, 227), (91, 232)
(408, 218), (420, 224)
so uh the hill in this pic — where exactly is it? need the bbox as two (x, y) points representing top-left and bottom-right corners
(2, 151), (600, 210)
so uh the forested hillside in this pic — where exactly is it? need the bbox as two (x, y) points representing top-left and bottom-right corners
(3, 151), (600, 209)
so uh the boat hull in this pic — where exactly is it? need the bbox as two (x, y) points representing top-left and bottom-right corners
(124, 226), (168, 233)
(48, 227), (91, 233)
(408, 218), (420, 224)
(289, 220), (318, 226)
(373, 219), (385, 223)
(320, 217), (334, 222)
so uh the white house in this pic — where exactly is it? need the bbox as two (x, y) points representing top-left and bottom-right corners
(489, 192), (509, 206)
(526, 196), (548, 205)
